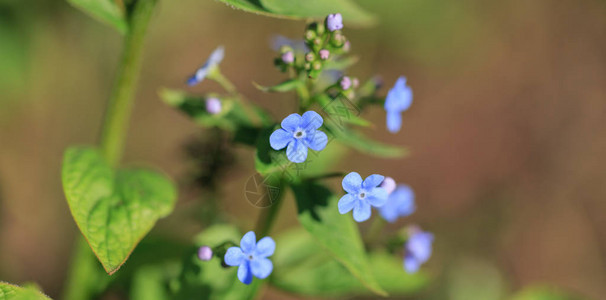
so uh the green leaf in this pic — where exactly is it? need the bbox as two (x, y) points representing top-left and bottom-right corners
(327, 122), (409, 158)
(67, 0), (127, 34)
(290, 182), (387, 296)
(214, 0), (276, 17)
(0, 282), (51, 300)
(260, 0), (376, 27)
(272, 228), (428, 297)
(175, 225), (263, 300)
(62, 146), (177, 274)
(510, 286), (587, 300)
(253, 79), (301, 93)
(130, 265), (169, 300)
(317, 94), (373, 128)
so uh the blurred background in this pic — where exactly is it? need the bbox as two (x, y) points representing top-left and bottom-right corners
(1, 0), (605, 299)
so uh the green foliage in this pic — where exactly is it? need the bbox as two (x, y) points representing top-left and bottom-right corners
(290, 182), (387, 296)
(253, 80), (301, 93)
(62, 146), (177, 274)
(272, 229), (429, 297)
(67, 0), (128, 34)
(0, 282), (51, 300)
(130, 265), (170, 300)
(216, 0), (375, 26)
(510, 286), (587, 300)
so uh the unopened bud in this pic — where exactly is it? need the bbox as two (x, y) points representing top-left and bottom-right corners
(340, 76), (352, 90)
(319, 49), (330, 60)
(198, 246), (213, 261)
(205, 98), (222, 115)
(281, 51), (294, 64)
(305, 52), (315, 62)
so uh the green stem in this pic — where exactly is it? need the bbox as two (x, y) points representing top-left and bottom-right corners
(366, 217), (386, 246)
(100, 0), (157, 167)
(254, 182), (285, 237)
(63, 1), (157, 298)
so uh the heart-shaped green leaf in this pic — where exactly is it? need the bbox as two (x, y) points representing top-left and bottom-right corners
(0, 282), (51, 300)
(62, 146), (177, 274)
(67, 0), (128, 34)
(291, 182), (387, 296)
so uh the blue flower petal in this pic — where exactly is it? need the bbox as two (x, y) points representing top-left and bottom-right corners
(304, 130), (328, 151)
(281, 113), (302, 132)
(250, 257), (273, 279)
(300, 110), (323, 131)
(394, 185), (415, 216)
(286, 139), (308, 163)
(240, 231), (257, 254)
(270, 128), (293, 150)
(379, 204), (400, 223)
(366, 187), (388, 207)
(403, 254), (421, 273)
(224, 247), (245, 266)
(237, 261), (253, 284)
(353, 201), (372, 222)
(386, 110), (402, 133)
(342, 172), (362, 194)
(338, 193), (356, 214)
(254, 237), (275, 258)
(362, 174), (385, 190)
(208, 46), (225, 65)
(408, 232), (434, 263)
(385, 76), (412, 112)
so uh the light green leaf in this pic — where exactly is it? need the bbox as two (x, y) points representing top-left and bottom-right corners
(317, 94), (373, 128)
(67, 0), (127, 34)
(253, 80), (301, 93)
(291, 182), (387, 296)
(215, 0), (275, 17)
(130, 265), (169, 300)
(510, 286), (587, 300)
(327, 122), (409, 158)
(272, 228), (429, 297)
(62, 146), (177, 274)
(260, 0), (376, 27)
(0, 282), (51, 300)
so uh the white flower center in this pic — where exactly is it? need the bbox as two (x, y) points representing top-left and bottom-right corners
(293, 129), (306, 139)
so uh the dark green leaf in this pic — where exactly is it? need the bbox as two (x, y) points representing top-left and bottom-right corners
(253, 79), (301, 93)
(260, 0), (376, 27)
(0, 282), (51, 300)
(291, 182), (387, 296)
(130, 265), (169, 300)
(62, 146), (177, 274)
(67, 0), (127, 34)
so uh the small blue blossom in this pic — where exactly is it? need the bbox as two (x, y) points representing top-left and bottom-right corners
(269, 111), (328, 163)
(326, 13), (343, 32)
(378, 184), (415, 223)
(338, 172), (388, 222)
(224, 231), (275, 285)
(384, 76), (413, 133)
(187, 46), (225, 86)
(403, 228), (434, 273)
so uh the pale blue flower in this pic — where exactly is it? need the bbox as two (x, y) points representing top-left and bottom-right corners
(384, 76), (413, 133)
(187, 46), (225, 86)
(326, 13), (343, 32)
(338, 172), (388, 222)
(404, 228), (434, 273)
(378, 184), (415, 223)
(224, 231), (275, 285)
(269, 111), (328, 163)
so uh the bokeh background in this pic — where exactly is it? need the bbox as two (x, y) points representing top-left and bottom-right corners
(1, 0), (606, 299)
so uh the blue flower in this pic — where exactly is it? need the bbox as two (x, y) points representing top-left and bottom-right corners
(384, 76), (413, 133)
(338, 172), (388, 222)
(326, 13), (344, 32)
(187, 46), (225, 86)
(269, 111), (328, 163)
(378, 184), (415, 223)
(224, 231), (275, 285)
(403, 228), (434, 273)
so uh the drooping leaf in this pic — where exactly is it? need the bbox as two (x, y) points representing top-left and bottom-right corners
(316, 94), (373, 128)
(290, 182), (387, 296)
(62, 146), (177, 274)
(272, 229), (429, 296)
(326, 122), (409, 158)
(67, 0), (127, 34)
(0, 282), (51, 300)
(253, 79), (301, 93)
(259, 0), (376, 27)
(174, 225), (262, 300)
